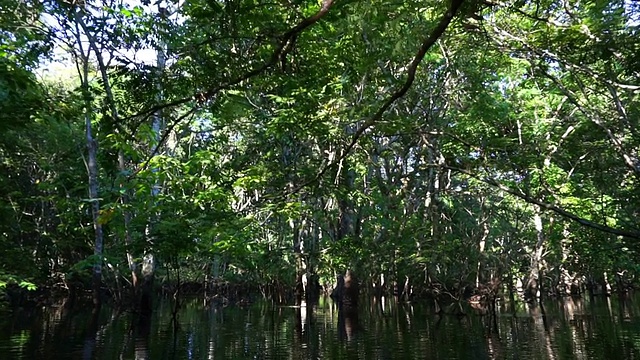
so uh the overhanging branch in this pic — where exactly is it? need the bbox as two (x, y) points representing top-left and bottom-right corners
(126, 0), (335, 121)
(283, 0), (466, 197)
(446, 165), (640, 240)
(343, 0), (465, 159)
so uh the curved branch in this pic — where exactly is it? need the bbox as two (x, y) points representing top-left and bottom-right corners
(446, 165), (640, 240)
(539, 69), (640, 178)
(284, 0), (466, 197)
(344, 0), (465, 157)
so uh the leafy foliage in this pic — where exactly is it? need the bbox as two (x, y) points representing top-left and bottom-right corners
(0, 0), (639, 305)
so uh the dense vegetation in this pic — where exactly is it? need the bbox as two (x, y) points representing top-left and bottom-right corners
(1, 0), (639, 310)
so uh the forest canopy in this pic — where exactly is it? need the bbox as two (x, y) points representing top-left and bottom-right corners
(1, 0), (639, 306)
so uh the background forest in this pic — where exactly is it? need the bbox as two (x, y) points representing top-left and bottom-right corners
(1, 0), (639, 310)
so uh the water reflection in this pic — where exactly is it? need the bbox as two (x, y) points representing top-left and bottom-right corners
(338, 305), (358, 342)
(81, 308), (100, 360)
(134, 313), (152, 360)
(2, 295), (640, 359)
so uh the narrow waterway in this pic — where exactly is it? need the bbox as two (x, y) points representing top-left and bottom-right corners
(1, 294), (640, 359)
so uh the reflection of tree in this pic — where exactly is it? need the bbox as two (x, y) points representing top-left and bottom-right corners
(82, 307), (121, 359)
(293, 301), (321, 358)
(294, 302), (311, 342)
(617, 294), (632, 320)
(133, 314), (151, 360)
(338, 306), (358, 342)
(483, 315), (502, 359)
(81, 308), (101, 360)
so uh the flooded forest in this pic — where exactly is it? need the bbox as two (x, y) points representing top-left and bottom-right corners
(1, 0), (640, 358)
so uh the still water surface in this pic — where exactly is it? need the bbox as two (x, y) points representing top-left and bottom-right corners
(2, 295), (640, 359)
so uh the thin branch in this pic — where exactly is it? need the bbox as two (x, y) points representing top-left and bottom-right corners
(490, 25), (640, 90)
(130, 107), (198, 177)
(75, 10), (126, 135)
(510, 7), (569, 27)
(489, 20), (640, 178)
(539, 69), (640, 177)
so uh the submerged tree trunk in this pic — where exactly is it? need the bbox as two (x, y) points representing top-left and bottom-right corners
(139, 254), (155, 315)
(332, 270), (359, 309)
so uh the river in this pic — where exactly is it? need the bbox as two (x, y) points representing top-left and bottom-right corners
(1, 294), (640, 359)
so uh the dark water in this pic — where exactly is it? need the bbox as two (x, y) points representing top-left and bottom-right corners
(2, 294), (640, 359)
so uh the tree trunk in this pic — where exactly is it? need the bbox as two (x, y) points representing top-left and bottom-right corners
(73, 10), (104, 308)
(476, 196), (489, 288)
(138, 3), (168, 314)
(86, 85), (104, 308)
(119, 153), (137, 290)
(292, 219), (305, 305)
(75, 9), (136, 303)
(337, 159), (355, 241)
(527, 206), (546, 300)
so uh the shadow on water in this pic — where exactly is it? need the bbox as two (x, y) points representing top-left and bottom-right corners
(3, 294), (640, 359)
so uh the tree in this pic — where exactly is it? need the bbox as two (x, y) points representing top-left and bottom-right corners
(1, 0), (640, 310)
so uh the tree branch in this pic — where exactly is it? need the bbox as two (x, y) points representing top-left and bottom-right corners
(126, 0), (335, 121)
(538, 69), (640, 178)
(446, 165), (640, 240)
(130, 107), (198, 178)
(283, 0), (466, 197)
